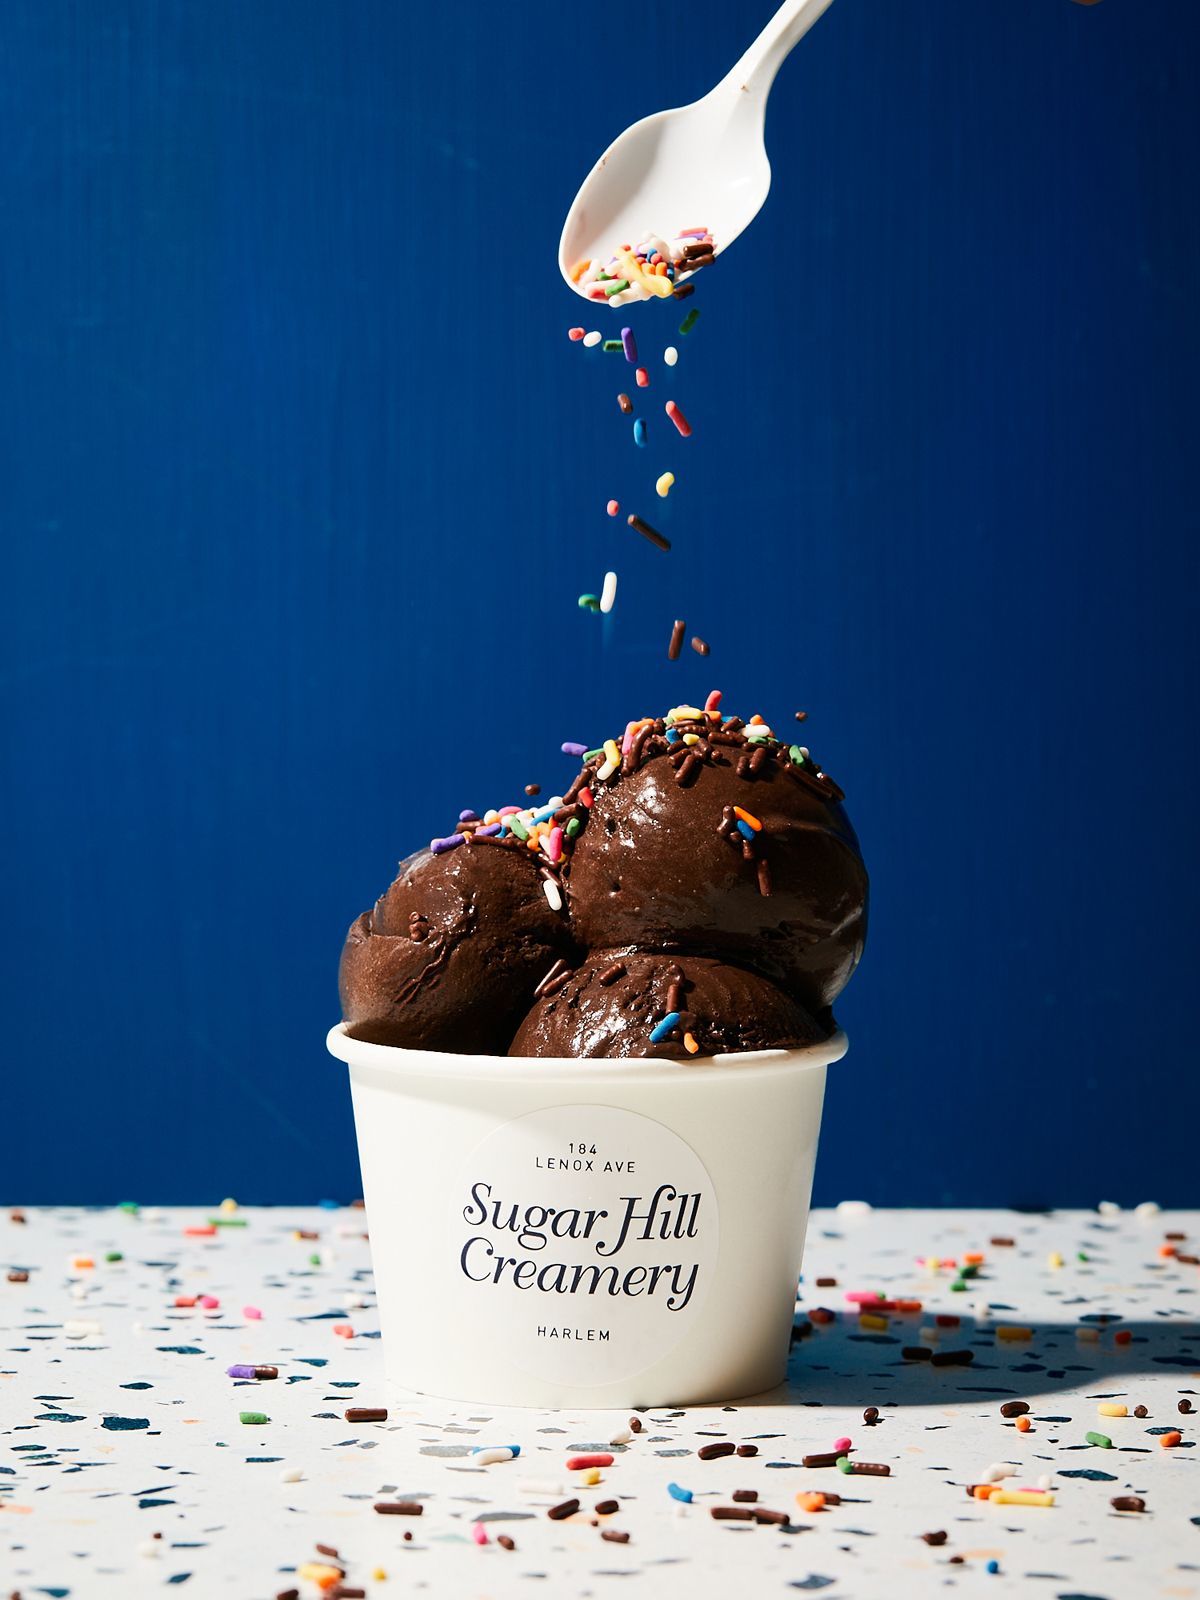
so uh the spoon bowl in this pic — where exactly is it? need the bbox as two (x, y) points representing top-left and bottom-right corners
(559, 0), (836, 301)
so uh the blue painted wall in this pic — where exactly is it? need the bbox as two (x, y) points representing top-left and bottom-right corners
(4, 1), (1197, 1205)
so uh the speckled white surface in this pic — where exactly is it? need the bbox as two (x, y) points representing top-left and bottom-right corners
(3, 1205), (1197, 1598)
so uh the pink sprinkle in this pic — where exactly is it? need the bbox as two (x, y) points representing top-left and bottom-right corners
(833, 1436), (852, 1453)
(568, 327), (585, 341)
(704, 690), (723, 714)
(497, 805), (522, 817)
(679, 228), (710, 238)
(621, 721), (638, 756)
(472, 1522), (489, 1546)
(845, 1291), (883, 1304)
(546, 826), (563, 864)
(243, 1305), (263, 1320)
(199, 1294), (220, 1310)
(607, 499), (619, 517)
(332, 1323), (355, 1338)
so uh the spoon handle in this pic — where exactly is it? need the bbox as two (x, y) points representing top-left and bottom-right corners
(720, 0), (836, 103)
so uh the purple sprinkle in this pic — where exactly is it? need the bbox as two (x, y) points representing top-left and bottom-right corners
(561, 742), (587, 756)
(475, 822), (502, 837)
(226, 1365), (257, 1379)
(621, 326), (638, 365)
(430, 834), (465, 855)
(458, 809), (478, 822)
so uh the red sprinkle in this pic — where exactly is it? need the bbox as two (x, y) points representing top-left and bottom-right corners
(579, 787), (594, 809)
(568, 327), (585, 341)
(635, 367), (650, 388)
(567, 1453), (614, 1470)
(665, 400), (692, 437)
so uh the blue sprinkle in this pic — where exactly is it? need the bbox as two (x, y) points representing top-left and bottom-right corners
(666, 728), (680, 744)
(102, 1416), (149, 1431)
(736, 820), (755, 842)
(986, 1560), (999, 1575)
(633, 418), (647, 447)
(667, 1481), (693, 1503)
(318, 1199), (340, 1209)
(649, 1011), (681, 1044)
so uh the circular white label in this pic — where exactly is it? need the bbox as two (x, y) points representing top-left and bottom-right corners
(447, 1103), (719, 1387)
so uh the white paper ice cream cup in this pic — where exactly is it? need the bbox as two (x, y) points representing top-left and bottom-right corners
(326, 1024), (847, 1409)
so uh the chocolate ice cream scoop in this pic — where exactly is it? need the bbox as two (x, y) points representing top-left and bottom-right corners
(563, 712), (867, 1013)
(340, 840), (574, 1053)
(509, 952), (829, 1060)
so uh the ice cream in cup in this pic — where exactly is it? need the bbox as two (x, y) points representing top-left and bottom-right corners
(329, 700), (866, 1408)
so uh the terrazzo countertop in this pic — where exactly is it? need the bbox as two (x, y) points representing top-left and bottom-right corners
(3, 1204), (1197, 1598)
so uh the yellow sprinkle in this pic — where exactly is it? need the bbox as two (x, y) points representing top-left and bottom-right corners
(996, 1325), (1034, 1342)
(925, 1256), (940, 1272)
(683, 1032), (700, 1055)
(575, 1466), (602, 1486)
(603, 739), (621, 766)
(220, 1197), (238, 1213)
(682, 733), (700, 745)
(483, 809), (499, 824)
(732, 806), (763, 832)
(297, 1564), (343, 1589)
(1048, 1251), (1064, 1269)
(372, 1569), (388, 1582)
(859, 1312), (888, 1331)
(656, 472), (675, 498)
(1097, 1403), (1128, 1418)
(989, 1489), (1055, 1507)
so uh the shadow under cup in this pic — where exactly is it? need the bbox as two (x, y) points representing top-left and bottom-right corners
(326, 1024), (847, 1409)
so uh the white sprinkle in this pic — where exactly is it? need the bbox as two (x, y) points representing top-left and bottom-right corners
(918, 1325), (940, 1346)
(342, 1292), (369, 1309)
(664, 346), (678, 366)
(542, 879), (563, 913)
(472, 1447), (515, 1466)
(1036, 1473), (1053, 1490)
(280, 1466), (305, 1484)
(136, 1539), (161, 1559)
(1075, 1325), (1101, 1342)
(600, 571), (618, 613)
(609, 1427), (633, 1447)
(982, 1462), (1017, 1484)
(836, 1200), (873, 1218)
(596, 758), (618, 782)
(63, 1318), (103, 1339)
(518, 1478), (564, 1496)
(69, 1283), (89, 1302)
(1097, 1199), (1121, 1216)
(582, 331), (602, 348)
(1134, 1201), (1161, 1219)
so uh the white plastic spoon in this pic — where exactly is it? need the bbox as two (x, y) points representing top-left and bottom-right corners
(558, 0), (836, 302)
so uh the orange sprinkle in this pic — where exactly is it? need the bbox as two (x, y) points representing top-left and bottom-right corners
(569, 259), (590, 283)
(749, 714), (766, 725)
(1159, 1244), (1177, 1258)
(683, 1032), (700, 1055)
(795, 1492), (826, 1513)
(973, 1484), (997, 1501)
(809, 1308), (836, 1325)
(1160, 1430), (1182, 1448)
(896, 1299), (923, 1314)
(71, 1256), (95, 1270)
(732, 806), (763, 832)
(332, 1323), (355, 1338)
(963, 1251), (985, 1265)
(1015, 1415), (1032, 1433)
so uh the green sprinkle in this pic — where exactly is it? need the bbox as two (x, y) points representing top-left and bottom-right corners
(1085, 1430), (1113, 1448)
(577, 594), (600, 611)
(949, 1278), (967, 1292)
(104, 1251), (123, 1263)
(509, 816), (530, 841)
(679, 308), (700, 334)
(118, 1201), (139, 1214)
(208, 1217), (248, 1228)
(565, 817), (582, 839)
(836, 1455), (853, 1474)
(308, 1252), (321, 1266)
(789, 744), (806, 765)
(602, 283), (629, 299)
(746, 734), (769, 744)
(602, 338), (623, 351)
(959, 1263), (978, 1279)
(583, 748), (604, 762)
(1077, 1251), (1089, 1262)
(239, 1411), (270, 1425)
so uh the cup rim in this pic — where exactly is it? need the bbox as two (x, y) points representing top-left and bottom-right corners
(326, 1021), (848, 1084)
